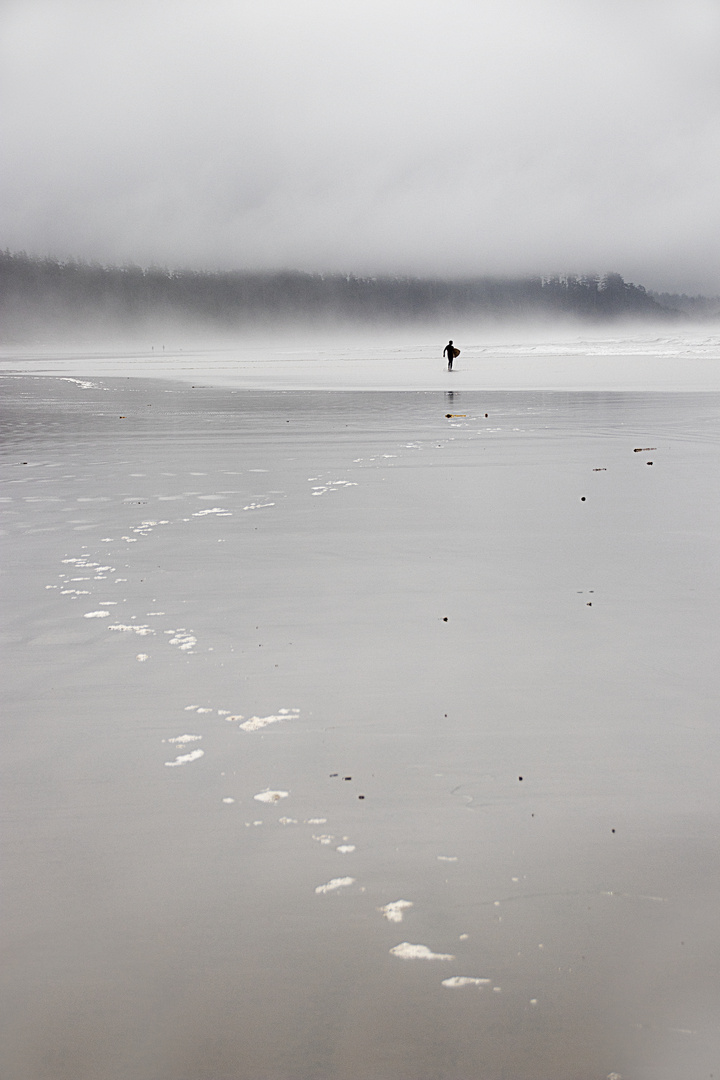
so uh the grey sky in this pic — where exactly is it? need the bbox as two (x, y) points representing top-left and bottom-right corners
(2, 0), (719, 292)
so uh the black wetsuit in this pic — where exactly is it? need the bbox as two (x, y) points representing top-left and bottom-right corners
(444, 342), (455, 368)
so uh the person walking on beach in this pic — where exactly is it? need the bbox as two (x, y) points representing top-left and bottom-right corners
(444, 340), (458, 370)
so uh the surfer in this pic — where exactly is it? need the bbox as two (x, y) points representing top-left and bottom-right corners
(444, 340), (458, 370)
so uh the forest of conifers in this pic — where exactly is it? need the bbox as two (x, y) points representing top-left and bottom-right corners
(2, 249), (716, 336)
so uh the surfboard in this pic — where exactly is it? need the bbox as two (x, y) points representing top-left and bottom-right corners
(452, 348), (460, 358)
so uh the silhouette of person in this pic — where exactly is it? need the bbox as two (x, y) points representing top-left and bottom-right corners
(443, 340), (456, 370)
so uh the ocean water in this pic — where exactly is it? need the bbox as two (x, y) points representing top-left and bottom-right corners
(2, 336), (720, 1079)
(2, 324), (720, 390)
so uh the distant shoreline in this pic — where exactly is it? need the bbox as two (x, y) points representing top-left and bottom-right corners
(5, 250), (711, 341)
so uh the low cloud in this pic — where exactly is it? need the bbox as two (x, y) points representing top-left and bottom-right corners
(2, 0), (719, 292)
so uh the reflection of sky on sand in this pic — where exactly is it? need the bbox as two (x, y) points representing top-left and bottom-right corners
(2, 373), (720, 1079)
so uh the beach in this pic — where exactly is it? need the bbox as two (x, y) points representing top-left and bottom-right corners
(2, 345), (720, 1079)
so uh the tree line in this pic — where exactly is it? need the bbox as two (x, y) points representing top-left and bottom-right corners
(0, 250), (678, 336)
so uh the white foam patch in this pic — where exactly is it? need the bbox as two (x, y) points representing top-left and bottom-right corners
(315, 877), (356, 895)
(243, 502), (275, 511)
(437, 855), (458, 862)
(224, 714), (244, 722)
(169, 631), (197, 651)
(84, 610), (110, 618)
(380, 900), (413, 923)
(279, 817), (298, 825)
(165, 749), (204, 767)
(336, 845), (356, 854)
(305, 818), (327, 825)
(312, 834), (334, 845)
(239, 708), (299, 732)
(167, 734), (202, 744)
(136, 653), (149, 662)
(253, 789), (289, 803)
(60, 377), (97, 389)
(193, 507), (231, 516)
(390, 943), (455, 961)
(196, 707), (212, 714)
(222, 797), (235, 804)
(441, 977), (491, 988)
(109, 624), (154, 635)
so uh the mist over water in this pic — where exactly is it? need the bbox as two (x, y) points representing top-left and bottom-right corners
(3, 322), (720, 392)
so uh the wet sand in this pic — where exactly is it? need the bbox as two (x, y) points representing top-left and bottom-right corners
(2, 374), (720, 1079)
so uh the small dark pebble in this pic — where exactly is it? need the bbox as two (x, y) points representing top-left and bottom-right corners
(518, 776), (523, 781)
(485, 413), (488, 417)
(330, 773), (338, 777)
(587, 602), (592, 606)
(646, 461), (653, 465)
(443, 617), (448, 622)
(445, 413), (452, 418)
(580, 496), (586, 501)
(611, 828), (616, 833)
(358, 795), (365, 799)
(343, 777), (352, 781)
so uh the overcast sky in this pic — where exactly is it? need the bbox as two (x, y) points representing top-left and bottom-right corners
(2, 0), (719, 292)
